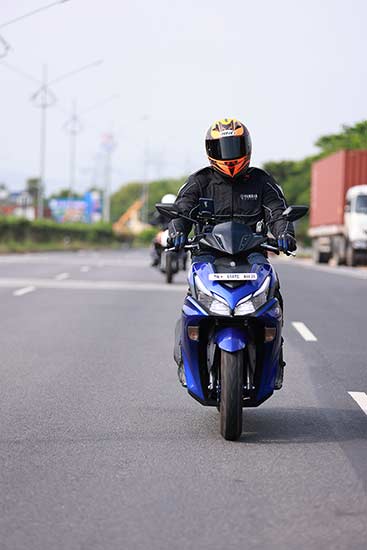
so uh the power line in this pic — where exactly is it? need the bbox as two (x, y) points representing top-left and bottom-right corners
(1, 60), (41, 84)
(0, 0), (70, 29)
(48, 59), (103, 86)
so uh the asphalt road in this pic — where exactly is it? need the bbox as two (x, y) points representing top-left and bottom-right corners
(0, 249), (366, 550)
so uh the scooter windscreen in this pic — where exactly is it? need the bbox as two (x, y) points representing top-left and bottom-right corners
(199, 221), (266, 255)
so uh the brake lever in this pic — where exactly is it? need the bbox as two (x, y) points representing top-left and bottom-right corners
(166, 244), (198, 252)
(260, 244), (280, 255)
(261, 243), (297, 257)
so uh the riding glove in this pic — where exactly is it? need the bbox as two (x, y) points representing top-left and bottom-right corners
(277, 233), (297, 254)
(168, 222), (187, 251)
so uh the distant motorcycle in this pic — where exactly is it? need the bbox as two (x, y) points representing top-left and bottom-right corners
(151, 229), (187, 284)
(156, 199), (308, 440)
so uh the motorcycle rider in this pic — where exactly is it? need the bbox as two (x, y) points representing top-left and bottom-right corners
(168, 118), (297, 388)
(150, 193), (177, 266)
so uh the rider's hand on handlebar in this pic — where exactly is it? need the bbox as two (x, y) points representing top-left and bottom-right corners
(168, 221), (188, 251)
(168, 230), (187, 251)
(277, 233), (297, 255)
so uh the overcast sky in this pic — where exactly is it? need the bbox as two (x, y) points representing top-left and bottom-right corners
(1, 0), (366, 195)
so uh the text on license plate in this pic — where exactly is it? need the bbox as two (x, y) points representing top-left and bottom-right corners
(208, 273), (258, 281)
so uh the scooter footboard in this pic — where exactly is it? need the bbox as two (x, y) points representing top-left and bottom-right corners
(214, 326), (247, 352)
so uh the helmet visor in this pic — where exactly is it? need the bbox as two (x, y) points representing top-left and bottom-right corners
(206, 136), (249, 161)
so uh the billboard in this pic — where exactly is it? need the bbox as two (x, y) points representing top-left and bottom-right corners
(49, 192), (103, 224)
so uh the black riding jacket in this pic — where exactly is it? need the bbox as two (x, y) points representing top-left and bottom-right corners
(169, 166), (294, 239)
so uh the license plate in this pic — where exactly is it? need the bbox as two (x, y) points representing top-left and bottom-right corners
(209, 273), (258, 281)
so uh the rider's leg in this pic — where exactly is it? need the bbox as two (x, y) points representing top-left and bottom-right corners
(151, 241), (161, 266)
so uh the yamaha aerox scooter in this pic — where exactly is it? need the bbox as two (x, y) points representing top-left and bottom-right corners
(156, 199), (308, 440)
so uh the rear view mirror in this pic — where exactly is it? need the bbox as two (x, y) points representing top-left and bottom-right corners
(155, 203), (180, 219)
(282, 205), (308, 222)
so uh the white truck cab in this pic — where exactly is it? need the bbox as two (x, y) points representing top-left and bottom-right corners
(310, 184), (367, 266)
(344, 185), (367, 248)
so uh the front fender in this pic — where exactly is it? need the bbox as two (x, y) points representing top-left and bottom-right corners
(214, 326), (247, 353)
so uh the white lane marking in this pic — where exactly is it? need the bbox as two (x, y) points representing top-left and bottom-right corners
(0, 277), (187, 292)
(55, 272), (69, 281)
(348, 392), (367, 416)
(292, 322), (318, 342)
(80, 266), (90, 273)
(13, 286), (36, 297)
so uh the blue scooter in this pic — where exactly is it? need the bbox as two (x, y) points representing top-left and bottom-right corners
(156, 200), (308, 440)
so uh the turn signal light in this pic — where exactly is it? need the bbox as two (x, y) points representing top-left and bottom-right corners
(264, 327), (276, 342)
(188, 326), (200, 341)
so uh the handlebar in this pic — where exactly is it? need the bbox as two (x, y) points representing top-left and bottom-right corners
(167, 242), (296, 256)
(260, 243), (296, 257)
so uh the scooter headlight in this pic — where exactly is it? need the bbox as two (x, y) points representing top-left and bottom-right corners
(234, 276), (271, 316)
(195, 275), (231, 316)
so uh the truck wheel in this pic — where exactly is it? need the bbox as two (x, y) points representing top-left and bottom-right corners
(312, 241), (329, 264)
(333, 248), (345, 266)
(346, 244), (357, 267)
(219, 350), (243, 441)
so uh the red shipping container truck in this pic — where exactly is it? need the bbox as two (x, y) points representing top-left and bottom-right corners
(309, 150), (367, 265)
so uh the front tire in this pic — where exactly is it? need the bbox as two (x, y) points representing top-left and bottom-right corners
(220, 350), (243, 441)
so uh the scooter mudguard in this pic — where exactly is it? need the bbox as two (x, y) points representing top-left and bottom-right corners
(214, 327), (247, 353)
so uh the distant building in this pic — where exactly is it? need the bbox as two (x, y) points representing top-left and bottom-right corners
(0, 188), (36, 220)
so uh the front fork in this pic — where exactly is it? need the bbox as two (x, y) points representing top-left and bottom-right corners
(208, 326), (253, 401)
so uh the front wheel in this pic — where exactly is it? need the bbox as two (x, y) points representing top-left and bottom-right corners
(220, 350), (243, 441)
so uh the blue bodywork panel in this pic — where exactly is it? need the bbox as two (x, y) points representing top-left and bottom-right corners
(215, 327), (247, 352)
(181, 259), (282, 406)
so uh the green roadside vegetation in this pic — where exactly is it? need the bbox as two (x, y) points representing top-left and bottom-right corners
(0, 217), (128, 254)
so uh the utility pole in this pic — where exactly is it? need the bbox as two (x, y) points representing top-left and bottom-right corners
(31, 64), (56, 218)
(0, 35), (10, 58)
(101, 134), (116, 222)
(63, 94), (118, 199)
(141, 115), (150, 224)
(64, 99), (82, 196)
(29, 59), (102, 218)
